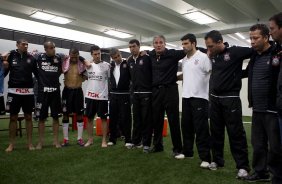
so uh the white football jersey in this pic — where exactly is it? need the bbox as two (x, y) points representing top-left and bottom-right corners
(85, 61), (110, 100)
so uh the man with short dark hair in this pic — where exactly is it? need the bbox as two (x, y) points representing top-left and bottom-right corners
(3, 39), (37, 152)
(176, 33), (212, 168)
(61, 48), (87, 147)
(34, 41), (64, 149)
(243, 23), (282, 183)
(128, 39), (152, 153)
(84, 45), (110, 148)
(205, 30), (251, 179)
(108, 48), (132, 148)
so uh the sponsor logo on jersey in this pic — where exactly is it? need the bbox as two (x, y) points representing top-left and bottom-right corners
(43, 87), (57, 92)
(87, 91), (100, 98)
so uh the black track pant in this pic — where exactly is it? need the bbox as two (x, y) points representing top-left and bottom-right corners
(109, 94), (132, 144)
(210, 96), (249, 171)
(132, 93), (152, 147)
(152, 84), (182, 153)
(251, 112), (282, 183)
(181, 97), (211, 162)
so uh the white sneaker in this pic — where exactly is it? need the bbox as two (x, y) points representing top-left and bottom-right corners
(125, 143), (133, 149)
(209, 162), (218, 170)
(200, 161), (210, 169)
(174, 153), (185, 160)
(237, 169), (248, 179)
(107, 142), (114, 146)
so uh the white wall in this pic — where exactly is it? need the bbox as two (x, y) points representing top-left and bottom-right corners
(0, 39), (252, 116)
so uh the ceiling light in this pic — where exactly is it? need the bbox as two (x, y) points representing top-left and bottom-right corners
(30, 11), (56, 21)
(29, 11), (73, 24)
(235, 32), (245, 39)
(104, 30), (133, 38)
(183, 11), (217, 24)
(50, 17), (72, 24)
(166, 43), (178, 47)
(227, 34), (239, 41)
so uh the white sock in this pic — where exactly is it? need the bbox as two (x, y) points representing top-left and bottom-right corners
(77, 122), (84, 140)
(63, 123), (69, 140)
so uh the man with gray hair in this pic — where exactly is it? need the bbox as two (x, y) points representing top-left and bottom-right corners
(148, 35), (186, 158)
(108, 48), (132, 148)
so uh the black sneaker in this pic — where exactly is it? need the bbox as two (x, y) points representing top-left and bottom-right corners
(149, 146), (164, 153)
(244, 172), (271, 182)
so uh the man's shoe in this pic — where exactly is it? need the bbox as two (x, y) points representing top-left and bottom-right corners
(200, 161), (210, 169)
(149, 146), (164, 153)
(61, 139), (69, 147)
(236, 169), (249, 179)
(143, 146), (150, 153)
(107, 142), (115, 146)
(125, 143), (133, 149)
(209, 162), (218, 171)
(77, 139), (85, 146)
(174, 153), (185, 160)
(244, 172), (271, 182)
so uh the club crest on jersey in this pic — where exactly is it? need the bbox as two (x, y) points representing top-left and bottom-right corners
(27, 58), (31, 63)
(54, 58), (59, 63)
(267, 60), (270, 65)
(139, 60), (143, 65)
(212, 59), (215, 63)
(224, 53), (230, 61)
(42, 57), (46, 61)
(194, 59), (199, 65)
(272, 56), (280, 66)
(123, 63), (127, 68)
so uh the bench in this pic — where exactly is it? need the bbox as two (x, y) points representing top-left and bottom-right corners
(0, 114), (25, 137)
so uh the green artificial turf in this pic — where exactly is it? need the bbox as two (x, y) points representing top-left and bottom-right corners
(0, 117), (268, 184)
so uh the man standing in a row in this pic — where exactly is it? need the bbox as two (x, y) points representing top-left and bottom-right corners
(4, 39), (37, 152)
(84, 45), (110, 148)
(149, 35), (185, 158)
(61, 48), (86, 147)
(108, 48), (132, 148)
(176, 34), (212, 168)
(128, 39), (152, 153)
(34, 41), (63, 149)
(269, 12), (282, 184)
(205, 30), (251, 179)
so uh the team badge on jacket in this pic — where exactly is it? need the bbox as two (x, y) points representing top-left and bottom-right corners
(272, 56), (280, 67)
(123, 63), (127, 68)
(139, 59), (143, 65)
(224, 53), (230, 61)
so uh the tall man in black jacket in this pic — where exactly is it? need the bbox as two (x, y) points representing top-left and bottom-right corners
(3, 39), (37, 152)
(205, 30), (251, 179)
(128, 39), (152, 153)
(269, 12), (282, 146)
(108, 48), (132, 148)
(149, 35), (186, 158)
(243, 24), (282, 183)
